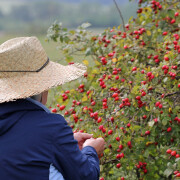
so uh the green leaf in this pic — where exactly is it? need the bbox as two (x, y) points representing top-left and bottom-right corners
(60, 36), (63, 43)
(163, 77), (168, 83)
(148, 120), (155, 127)
(65, 55), (73, 63)
(146, 30), (151, 36)
(81, 23), (91, 29)
(176, 158), (180, 169)
(69, 30), (75, 35)
(85, 47), (92, 56)
(164, 168), (173, 177)
(167, 9), (175, 18)
(162, 118), (168, 126)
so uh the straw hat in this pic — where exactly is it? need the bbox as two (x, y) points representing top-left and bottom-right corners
(0, 36), (87, 103)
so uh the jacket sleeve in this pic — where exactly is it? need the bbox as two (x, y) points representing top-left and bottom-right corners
(51, 114), (100, 180)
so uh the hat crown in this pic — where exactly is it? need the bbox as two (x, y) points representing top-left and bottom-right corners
(0, 37), (47, 72)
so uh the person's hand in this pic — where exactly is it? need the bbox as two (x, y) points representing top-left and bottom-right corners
(83, 138), (106, 157)
(74, 132), (93, 150)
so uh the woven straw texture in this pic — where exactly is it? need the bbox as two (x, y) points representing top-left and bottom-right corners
(0, 37), (87, 103)
(0, 37), (47, 71)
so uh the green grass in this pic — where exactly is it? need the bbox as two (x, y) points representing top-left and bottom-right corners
(0, 28), (104, 62)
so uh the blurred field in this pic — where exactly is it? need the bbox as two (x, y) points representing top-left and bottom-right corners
(0, 0), (24, 13)
(0, 28), (104, 62)
(0, 35), (62, 61)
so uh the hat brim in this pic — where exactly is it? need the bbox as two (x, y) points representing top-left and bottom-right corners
(0, 61), (87, 103)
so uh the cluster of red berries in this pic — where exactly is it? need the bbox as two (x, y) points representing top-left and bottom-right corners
(135, 96), (145, 108)
(168, 71), (176, 80)
(162, 65), (169, 74)
(51, 104), (66, 113)
(112, 67), (122, 80)
(119, 98), (131, 109)
(51, 108), (57, 113)
(162, 64), (178, 76)
(155, 101), (163, 109)
(61, 90), (70, 101)
(141, 89), (147, 97)
(102, 98), (108, 109)
(127, 141), (132, 149)
(73, 114), (79, 123)
(72, 100), (81, 107)
(129, 28), (146, 42)
(151, 0), (162, 14)
(116, 152), (124, 159)
(136, 161), (148, 174)
(78, 84), (85, 93)
(108, 51), (115, 58)
(166, 149), (180, 158)
(137, 7), (143, 14)
(173, 34), (180, 53)
(153, 54), (160, 63)
(90, 111), (98, 120)
(174, 171), (180, 177)
(146, 71), (155, 81)
(99, 125), (106, 134)
(112, 67), (121, 75)
(64, 107), (76, 116)
(174, 117), (180, 123)
(112, 92), (119, 101)
(100, 57), (107, 65)
(96, 35), (111, 48)
(110, 87), (120, 92)
(166, 149), (180, 177)
(99, 76), (106, 89)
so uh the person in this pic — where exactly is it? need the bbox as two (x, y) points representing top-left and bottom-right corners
(0, 36), (105, 180)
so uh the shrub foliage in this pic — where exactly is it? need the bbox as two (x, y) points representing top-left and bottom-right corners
(47, 0), (180, 179)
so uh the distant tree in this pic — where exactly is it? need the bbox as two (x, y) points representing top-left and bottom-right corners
(9, 5), (33, 22)
(31, 1), (61, 20)
(0, 0), (137, 33)
(0, 9), (4, 18)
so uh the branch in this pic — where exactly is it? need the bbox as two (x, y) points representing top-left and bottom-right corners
(136, 168), (140, 179)
(102, 159), (118, 165)
(156, 91), (180, 97)
(175, 76), (180, 80)
(164, 91), (180, 97)
(113, 0), (126, 32)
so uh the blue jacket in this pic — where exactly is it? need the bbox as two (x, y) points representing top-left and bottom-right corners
(0, 99), (100, 180)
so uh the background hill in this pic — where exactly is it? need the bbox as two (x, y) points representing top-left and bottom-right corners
(0, 0), (138, 35)
(13, 0), (128, 5)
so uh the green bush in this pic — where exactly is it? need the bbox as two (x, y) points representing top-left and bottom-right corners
(47, 0), (180, 179)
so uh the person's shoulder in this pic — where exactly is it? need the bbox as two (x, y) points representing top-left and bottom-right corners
(25, 109), (68, 128)
(47, 113), (67, 124)
(27, 111), (69, 139)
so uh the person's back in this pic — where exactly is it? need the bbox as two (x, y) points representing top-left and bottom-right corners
(0, 99), (54, 179)
(0, 99), (101, 180)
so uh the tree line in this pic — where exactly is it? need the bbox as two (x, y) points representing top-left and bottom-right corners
(0, 1), (137, 34)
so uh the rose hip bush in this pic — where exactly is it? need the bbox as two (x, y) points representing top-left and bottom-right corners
(47, 0), (180, 179)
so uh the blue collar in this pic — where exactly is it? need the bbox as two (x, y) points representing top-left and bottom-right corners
(26, 98), (51, 113)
